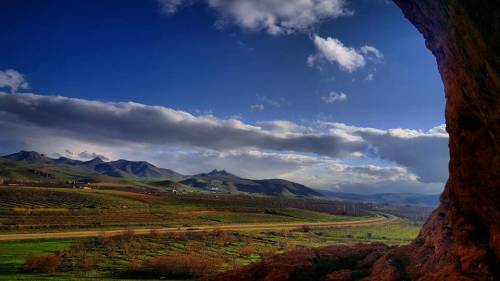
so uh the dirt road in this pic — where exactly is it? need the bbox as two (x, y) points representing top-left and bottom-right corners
(0, 215), (397, 241)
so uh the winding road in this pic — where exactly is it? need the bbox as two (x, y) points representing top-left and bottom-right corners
(0, 215), (398, 241)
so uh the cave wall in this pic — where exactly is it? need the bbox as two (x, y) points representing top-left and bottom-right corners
(373, 0), (500, 280)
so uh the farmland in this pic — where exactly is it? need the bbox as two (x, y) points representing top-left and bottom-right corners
(0, 186), (369, 233)
(0, 185), (423, 280)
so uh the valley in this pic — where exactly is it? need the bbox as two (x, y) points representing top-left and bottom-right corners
(0, 151), (428, 280)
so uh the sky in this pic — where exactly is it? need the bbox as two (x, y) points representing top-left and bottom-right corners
(0, 0), (448, 194)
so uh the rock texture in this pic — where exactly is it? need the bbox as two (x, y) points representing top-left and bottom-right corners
(206, 0), (499, 280)
(374, 0), (500, 280)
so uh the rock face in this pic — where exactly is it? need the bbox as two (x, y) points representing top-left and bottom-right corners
(373, 1), (500, 280)
(206, 1), (499, 280)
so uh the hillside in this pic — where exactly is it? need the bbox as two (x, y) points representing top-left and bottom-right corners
(1, 152), (322, 198)
(1, 151), (183, 181)
(179, 169), (322, 197)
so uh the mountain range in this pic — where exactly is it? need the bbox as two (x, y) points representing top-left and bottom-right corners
(3, 150), (182, 179)
(0, 151), (320, 197)
(0, 151), (440, 204)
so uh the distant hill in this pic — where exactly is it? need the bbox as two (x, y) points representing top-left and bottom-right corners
(321, 191), (440, 207)
(94, 160), (182, 179)
(180, 169), (322, 197)
(3, 151), (53, 163)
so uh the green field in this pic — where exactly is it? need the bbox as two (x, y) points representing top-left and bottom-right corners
(0, 221), (420, 280)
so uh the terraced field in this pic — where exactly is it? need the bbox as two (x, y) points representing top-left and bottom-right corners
(0, 187), (147, 210)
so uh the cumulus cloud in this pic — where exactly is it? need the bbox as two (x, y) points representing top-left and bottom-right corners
(308, 35), (383, 72)
(0, 69), (29, 93)
(321, 92), (347, 104)
(280, 161), (421, 189)
(161, 0), (351, 35)
(308, 35), (365, 72)
(0, 93), (365, 158)
(256, 120), (311, 135)
(323, 122), (449, 183)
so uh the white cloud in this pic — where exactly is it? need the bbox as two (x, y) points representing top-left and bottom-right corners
(321, 91), (347, 104)
(308, 35), (383, 72)
(256, 120), (310, 135)
(250, 103), (265, 112)
(365, 73), (374, 81)
(322, 122), (449, 183)
(0, 92), (365, 158)
(309, 35), (365, 72)
(157, 0), (350, 35)
(206, 0), (350, 35)
(0, 69), (29, 93)
(360, 45), (384, 61)
(280, 161), (419, 188)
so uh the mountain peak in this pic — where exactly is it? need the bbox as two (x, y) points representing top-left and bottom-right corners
(86, 157), (105, 164)
(206, 169), (235, 177)
(2, 150), (49, 162)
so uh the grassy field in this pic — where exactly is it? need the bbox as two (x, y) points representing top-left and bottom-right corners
(0, 221), (421, 280)
(0, 186), (365, 233)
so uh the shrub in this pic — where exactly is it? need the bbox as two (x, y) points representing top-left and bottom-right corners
(259, 247), (278, 260)
(23, 254), (63, 274)
(78, 254), (100, 272)
(127, 254), (224, 279)
(217, 231), (235, 245)
(127, 258), (144, 272)
(238, 245), (256, 258)
(149, 255), (223, 278)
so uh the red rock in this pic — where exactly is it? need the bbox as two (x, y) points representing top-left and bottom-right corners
(322, 269), (353, 281)
(369, 1), (500, 279)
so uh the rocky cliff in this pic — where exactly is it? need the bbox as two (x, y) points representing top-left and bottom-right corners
(369, 1), (500, 280)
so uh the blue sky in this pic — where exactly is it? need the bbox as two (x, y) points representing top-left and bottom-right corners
(0, 0), (448, 194)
